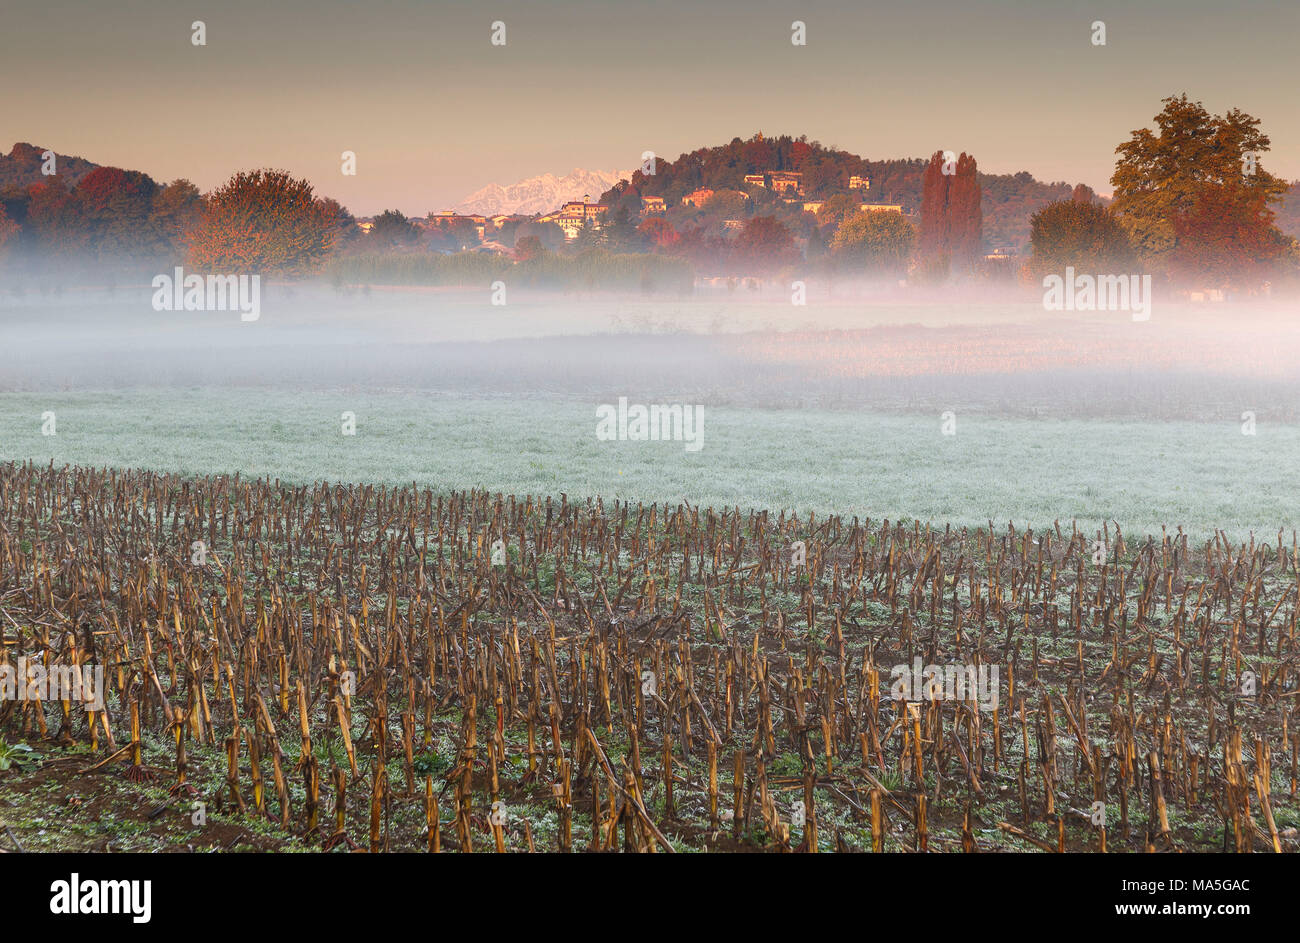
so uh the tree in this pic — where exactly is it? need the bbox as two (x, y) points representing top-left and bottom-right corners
(187, 169), (337, 275)
(1170, 180), (1289, 291)
(75, 166), (158, 256)
(1071, 183), (1096, 204)
(601, 206), (642, 252)
(147, 180), (203, 258)
(920, 151), (982, 272)
(815, 193), (859, 232)
(948, 153), (982, 268)
(919, 151), (950, 263)
(513, 234), (544, 262)
(444, 218), (481, 250)
(514, 220), (563, 251)
(1110, 94), (1287, 263)
(830, 210), (915, 274)
(734, 215), (797, 270)
(0, 204), (18, 256)
(799, 159), (841, 199)
(805, 223), (827, 260)
(316, 197), (360, 250)
(573, 217), (606, 251)
(789, 139), (813, 170)
(24, 175), (88, 253)
(370, 209), (420, 248)
(637, 216), (679, 249)
(699, 190), (749, 230)
(1028, 200), (1135, 280)
(742, 135), (773, 173)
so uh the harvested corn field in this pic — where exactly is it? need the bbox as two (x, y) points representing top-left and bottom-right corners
(1, 461), (1296, 853)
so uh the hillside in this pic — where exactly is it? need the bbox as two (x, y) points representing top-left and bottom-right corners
(0, 142), (99, 191)
(598, 134), (1102, 251)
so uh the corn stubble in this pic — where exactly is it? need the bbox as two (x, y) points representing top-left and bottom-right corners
(0, 461), (1297, 853)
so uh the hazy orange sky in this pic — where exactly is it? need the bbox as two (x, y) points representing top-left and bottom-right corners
(4, 0), (1297, 216)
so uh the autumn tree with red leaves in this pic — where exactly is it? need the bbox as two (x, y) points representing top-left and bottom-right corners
(75, 166), (158, 256)
(1111, 95), (1287, 264)
(637, 216), (679, 249)
(187, 169), (338, 275)
(948, 153), (982, 267)
(24, 175), (88, 253)
(1071, 183), (1097, 204)
(734, 215), (798, 271)
(920, 150), (982, 274)
(919, 152), (949, 263)
(1171, 180), (1290, 292)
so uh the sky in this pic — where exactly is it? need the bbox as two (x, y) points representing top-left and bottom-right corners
(3, 0), (1298, 216)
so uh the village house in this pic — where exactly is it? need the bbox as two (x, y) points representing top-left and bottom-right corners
(682, 188), (715, 208)
(561, 198), (608, 221)
(429, 212), (485, 224)
(556, 196), (609, 240)
(640, 195), (666, 215)
(849, 175), (870, 190)
(768, 171), (802, 194)
(557, 216), (584, 240)
(742, 174), (766, 188)
(859, 203), (903, 214)
(802, 201), (825, 215)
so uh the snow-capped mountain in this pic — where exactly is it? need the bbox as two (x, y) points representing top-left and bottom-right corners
(452, 168), (630, 216)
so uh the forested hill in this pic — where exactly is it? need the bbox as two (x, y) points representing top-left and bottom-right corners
(0, 143), (99, 190)
(597, 133), (1100, 250)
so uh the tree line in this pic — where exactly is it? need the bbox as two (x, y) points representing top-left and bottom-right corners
(1, 95), (1294, 293)
(1028, 95), (1295, 293)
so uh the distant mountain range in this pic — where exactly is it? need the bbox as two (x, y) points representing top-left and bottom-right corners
(452, 168), (629, 216)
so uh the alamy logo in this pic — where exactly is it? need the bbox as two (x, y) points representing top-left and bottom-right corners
(0, 659), (104, 711)
(596, 397), (704, 452)
(1042, 266), (1151, 321)
(889, 658), (999, 710)
(151, 266), (260, 321)
(50, 874), (151, 924)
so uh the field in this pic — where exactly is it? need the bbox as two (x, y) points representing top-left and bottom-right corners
(0, 389), (1297, 540)
(0, 461), (1296, 854)
(3, 290), (1300, 542)
(2, 289), (1298, 854)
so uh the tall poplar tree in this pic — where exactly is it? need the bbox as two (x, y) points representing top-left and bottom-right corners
(920, 150), (983, 271)
(919, 151), (949, 261)
(948, 153), (983, 268)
